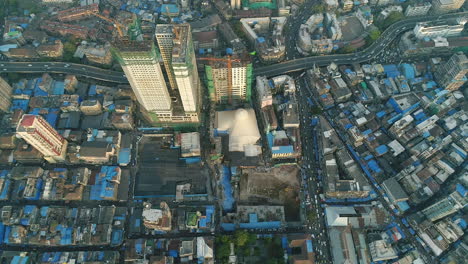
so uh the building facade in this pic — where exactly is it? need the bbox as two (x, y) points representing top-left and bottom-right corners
(113, 40), (172, 114)
(205, 60), (253, 104)
(155, 25), (178, 91)
(16, 115), (68, 163)
(431, 0), (465, 14)
(435, 52), (468, 91)
(171, 24), (200, 114)
(422, 189), (467, 221)
(405, 2), (432, 16)
(0, 77), (12, 113)
(413, 21), (465, 39)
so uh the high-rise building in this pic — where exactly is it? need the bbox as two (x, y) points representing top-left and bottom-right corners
(114, 23), (200, 124)
(205, 58), (253, 104)
(171, 24), (200, 113)
(435, 52), (468, 91)
(422, 187), (467, 222)
(113, 40), (172, 114)
(0, 77), (12, 113)
(16, 114), (68, 163)
(432, 0), (465, 13)
(155, 25), (178, 91)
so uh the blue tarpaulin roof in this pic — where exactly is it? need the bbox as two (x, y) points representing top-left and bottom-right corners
(376, 145), (388, 155)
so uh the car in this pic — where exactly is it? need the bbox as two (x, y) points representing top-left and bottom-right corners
(0, 64), (4, 66)
(64, 64), (70, 67)
(2, 69), (6, 71)
(28, 64), (32, 67)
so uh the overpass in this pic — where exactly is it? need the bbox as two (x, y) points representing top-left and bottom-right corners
(0, 11), (466, 82)
(254, 11), (468, 77)
(0, 61), (128, 83)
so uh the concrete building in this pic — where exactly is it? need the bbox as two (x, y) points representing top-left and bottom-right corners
(405, 2), (432, 16)
(155, 24), (178, 91)
(113, 40), (172, 116)
(298, 13), (341, 55)
(0, 77), (12, 113)
(205, 57), (253, 104)
(57, 3), (99, 22)
(231, 0), (242, 9)
(431, 0), (465, 13)
(240, 17), (286, 62)
(435, 52), (468, 91)
(422, 187), (467, 221)
(16, 115), (68, 163)
(369, 240), (398, 262)
(413, 21), (466, 39)
(171, 24), (200, 114)
(342, 0), (354, 12)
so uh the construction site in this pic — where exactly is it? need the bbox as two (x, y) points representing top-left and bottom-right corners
(239, 165), (301, 221)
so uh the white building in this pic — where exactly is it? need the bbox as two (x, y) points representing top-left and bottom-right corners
(171, 25), (200, 113)
(155, 24), (178, 91)
(16, 115), (68, 163)
(405, 2), (432, 16)
(255, 76), (273, 108)
(413, 21), (466, 39)
(432, 0), (466, 14)
(369, 240), (398, 262)
(115, 41), (172, 114)
(215, 109), (261, 156)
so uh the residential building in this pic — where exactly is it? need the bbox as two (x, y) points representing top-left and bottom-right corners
(422, 187), (468, 221)
(0, 77), (12, 113)
(405, 2), (432, 16)
(205, 57), (253, 104)
(431, 0), (465, 13)
(36, 40), (64, 59)
(57, 3), (99, 22)
(16, 115), (68, 163)
(435, 52), (468, 91)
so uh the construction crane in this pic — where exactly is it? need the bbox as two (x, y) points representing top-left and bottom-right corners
(91, 12), (125, 38)
(198, 56), (241, 104)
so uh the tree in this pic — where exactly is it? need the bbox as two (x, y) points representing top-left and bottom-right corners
(307, 211), (317, 222)
(377, 11), (404, 30)
(311, 4), (326, 14)
(234, 230), (250, 247)
(368, 29), (381, 42)
(63, 41), (78, 62)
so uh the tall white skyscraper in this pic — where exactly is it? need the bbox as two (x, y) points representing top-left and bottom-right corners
(113, 40), (172, 114)
(115, 23), (200, 124)
(155, 24), (178, 91)
(172, 24), (199, 113)
(156, 24), (200, 114)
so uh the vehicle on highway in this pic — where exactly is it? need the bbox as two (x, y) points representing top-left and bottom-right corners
(2, 69), (6, 71)
(64, 64), (70, 67)
(0, 64), (4, 66)
(28, 64), (32, 67)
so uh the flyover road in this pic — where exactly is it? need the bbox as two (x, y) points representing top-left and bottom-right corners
(0, 61), (128, 83)
(254, 11), (468, 77)
(0, 12), (466, 82)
